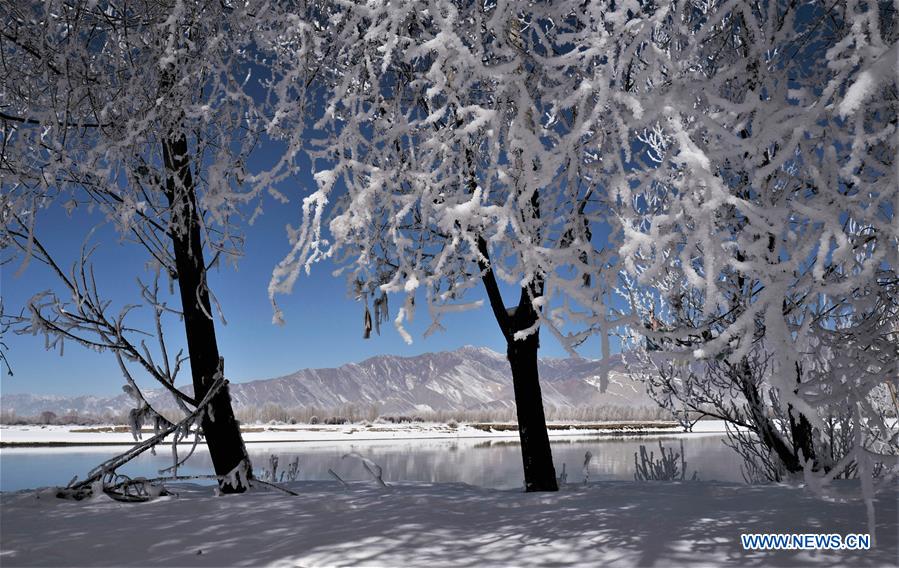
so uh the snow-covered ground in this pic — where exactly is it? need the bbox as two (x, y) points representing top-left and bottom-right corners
(9, 420), (884, 567)
(1, 479), (894, 567)
(0, 420), (718, 446)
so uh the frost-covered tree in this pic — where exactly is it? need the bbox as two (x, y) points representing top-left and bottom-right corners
(616, 0), (898, 522)
(1, 0), (321, 491)
(268, 0), (668, 491)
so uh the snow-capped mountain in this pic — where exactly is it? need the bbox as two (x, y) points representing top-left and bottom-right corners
(1, 346), (652, 417)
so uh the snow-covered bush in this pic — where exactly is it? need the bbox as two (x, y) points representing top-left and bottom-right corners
(623, 303), (895, 484)
(615, 0), (897, 532)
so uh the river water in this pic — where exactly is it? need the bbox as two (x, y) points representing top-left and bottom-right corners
(0, 433), (743, 492)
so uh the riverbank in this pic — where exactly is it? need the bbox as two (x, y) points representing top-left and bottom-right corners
(0, 420), (723, 447)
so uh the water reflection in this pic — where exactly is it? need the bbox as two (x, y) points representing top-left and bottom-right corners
(0, 435), (742, 492)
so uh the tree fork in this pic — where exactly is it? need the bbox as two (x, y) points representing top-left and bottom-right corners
(477, 237), (558, 492)
(737, 358), (820, 475)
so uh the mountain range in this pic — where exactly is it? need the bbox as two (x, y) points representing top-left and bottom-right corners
(1, 346), (654, 418)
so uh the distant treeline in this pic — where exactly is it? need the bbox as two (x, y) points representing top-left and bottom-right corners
(237, 403), (675, 424)
(0, 403), (673, 426)
(0, 409), (130, 426)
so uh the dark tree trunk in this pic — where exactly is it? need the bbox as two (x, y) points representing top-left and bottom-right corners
(738, 366), (801, 474)
(477, 237), (557, 492)
(162, 128), (252, 493)
(788, 405), (817, 469)
(788, 362), (819, 471)
(730, 252), (819, 475)
(507, 327), (558, 491)
(737, 357), (819, 475)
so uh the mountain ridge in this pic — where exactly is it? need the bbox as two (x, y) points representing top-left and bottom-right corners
(1, 346), (648, 418)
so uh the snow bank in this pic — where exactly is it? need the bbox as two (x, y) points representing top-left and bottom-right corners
(0, 480), (894, 567)
(0, 421), (698, 446)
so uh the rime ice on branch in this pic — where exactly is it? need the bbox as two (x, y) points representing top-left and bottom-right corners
(268, 0), (658, 491)
(614, 0), (898, 533)
(2, 0), (325, 491)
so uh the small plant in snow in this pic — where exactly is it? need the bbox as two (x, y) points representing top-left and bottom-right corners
(263, 455), (279, 483)
(282, 457), (300, 483)
(260, 454), (300, 483)
(583, 451), (593, 485)
(634, 440), (698, 482)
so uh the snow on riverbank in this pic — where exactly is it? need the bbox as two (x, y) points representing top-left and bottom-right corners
(0, 479), (894, 567)
(0, 420), (720, 446)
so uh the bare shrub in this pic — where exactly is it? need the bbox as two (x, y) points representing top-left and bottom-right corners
(634, 440), (697, 482)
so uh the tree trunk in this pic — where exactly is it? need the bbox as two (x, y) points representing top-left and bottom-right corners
(476, 237), (557, 492)
(788, 405), (817, 469)
(739, 370), (800, 474)
(737, 357), (819, 475)
(507, 328), (558, 491)
(788, 363), (819, 471)
(162, 129), (252, 493)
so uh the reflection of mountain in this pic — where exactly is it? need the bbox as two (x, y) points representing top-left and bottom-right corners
(2, 346), (651, 417)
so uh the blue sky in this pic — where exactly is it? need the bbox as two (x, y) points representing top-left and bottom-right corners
(1, 65), (618, 398)
(2, 172), (609, 397)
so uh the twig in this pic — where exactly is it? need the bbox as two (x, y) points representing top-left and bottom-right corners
(328, 468), (349, 489)
(251, 478), (299, 496)
(65, 373), (229, 495)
